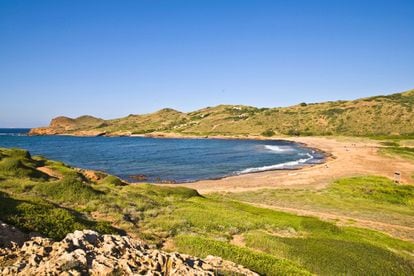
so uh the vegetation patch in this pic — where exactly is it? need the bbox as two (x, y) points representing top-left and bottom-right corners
(34, 176), (103, 205)
(174, 235), (312, 275)
(330, 176), (414, 205)
(0, 191), (116, 240)
(243, 231), (414, 275)
(382, 146), (414, 161)
(261, 129), (275, 137)
(1, 147), (414, 274)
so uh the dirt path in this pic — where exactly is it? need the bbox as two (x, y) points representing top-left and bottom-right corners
(253, 203), (414, 242)
(230, 234), (246, 247)
(37, 166), (63, 179)
(170, 137), (414, 193)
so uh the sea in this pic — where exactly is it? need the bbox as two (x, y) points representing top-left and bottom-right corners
(0, 128), (324, 182)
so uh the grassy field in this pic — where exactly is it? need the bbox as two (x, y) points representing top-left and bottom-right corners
(225, 176), (414, 239)
(1, 147), (414, 275)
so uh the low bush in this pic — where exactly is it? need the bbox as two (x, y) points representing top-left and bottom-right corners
(0, 191), (117, 240)
(99, 175), (126, 186)
(261, 129), (275, 137)
(34, 175), (103, 205)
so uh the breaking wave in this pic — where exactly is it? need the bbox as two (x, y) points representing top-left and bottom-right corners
(238, 153), (314, 174)
(264, 145), (294, 153)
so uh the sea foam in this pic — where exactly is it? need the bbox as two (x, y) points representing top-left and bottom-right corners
(238, 153), (314, 174)
(264, 145), (294, 153)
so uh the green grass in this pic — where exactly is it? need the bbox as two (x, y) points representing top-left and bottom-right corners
(0, 148), (118, 239)
(34, 175), (103, 205)
(175, 235), (312, 275)
(380, 141), (400, 147)
(164, 195), (414, 275)
(0, 191), (117, 240)
(225, 176), (414, 240)
(382, 146), (414, 161)
(98, 175), (127, 186)
(1, 147), (414, 275)
(0, 148), (49, 179)
(330, 176), (414, 205)
(243, 231), (414, 275)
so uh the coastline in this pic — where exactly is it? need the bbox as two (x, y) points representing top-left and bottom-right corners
(159, 136), (414, 194)
(22, 130), (414, 193)
(27, 130), (333, 183)
(172, 144), (331, 184)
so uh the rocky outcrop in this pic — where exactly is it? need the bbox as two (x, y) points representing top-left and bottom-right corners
(0, 229), (258, 275)
(29, 128), (106, 136)
(28, 127), (62, 136)
(29, 116), (106, 136)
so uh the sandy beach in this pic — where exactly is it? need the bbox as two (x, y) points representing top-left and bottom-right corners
(170, 136), (414, 194)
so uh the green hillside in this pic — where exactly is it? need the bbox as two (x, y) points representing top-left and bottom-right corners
(1, 147), (414, 275)
(30, 89), (414, 137)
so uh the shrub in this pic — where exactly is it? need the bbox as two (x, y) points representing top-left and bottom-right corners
(0, 158), (49, 180)
(0, 191), (117, 240)
(380, 141), (400, 147)
(34, 175), (103, 205)
(261, 129), (275, 137)
(287, 129), (301, 136)
(100, 175), (126, 186)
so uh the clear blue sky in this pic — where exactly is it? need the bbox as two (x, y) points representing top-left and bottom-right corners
(1, 0), (413, 127)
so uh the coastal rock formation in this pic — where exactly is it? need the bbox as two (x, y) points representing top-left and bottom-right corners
(0, 229), (258, 276)
(29, 115), (106, 136)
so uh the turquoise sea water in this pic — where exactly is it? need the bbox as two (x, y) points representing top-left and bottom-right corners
(0, 129), (324, 182)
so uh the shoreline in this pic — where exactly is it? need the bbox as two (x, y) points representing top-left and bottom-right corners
(10, 131), (414, 193)
(43, 132), (334, 185)
(170, 145), (331, 185)
(160, 136), (414, 194)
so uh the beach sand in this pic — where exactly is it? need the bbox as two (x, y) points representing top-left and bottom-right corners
(169, 136), (414, 194)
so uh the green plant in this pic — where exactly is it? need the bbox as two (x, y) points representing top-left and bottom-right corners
(261, 129), (275, 137)
(0, 191), (117, 240)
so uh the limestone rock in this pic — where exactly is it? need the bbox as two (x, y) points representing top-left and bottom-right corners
(0, 229), (258, 275)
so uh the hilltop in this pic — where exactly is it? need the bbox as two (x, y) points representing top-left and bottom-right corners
(29, 89), (414, 137)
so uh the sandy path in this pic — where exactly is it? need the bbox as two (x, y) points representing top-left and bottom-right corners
(37, 166), (63, 179)
(172, 137), (414, 193)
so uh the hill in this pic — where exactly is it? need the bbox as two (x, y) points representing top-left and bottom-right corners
(29, 89), (414, 137)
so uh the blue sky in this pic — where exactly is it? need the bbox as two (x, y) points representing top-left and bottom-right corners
(1, 0), (413, 127)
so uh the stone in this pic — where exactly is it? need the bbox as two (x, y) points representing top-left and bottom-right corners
(0, 226), (258, 275)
